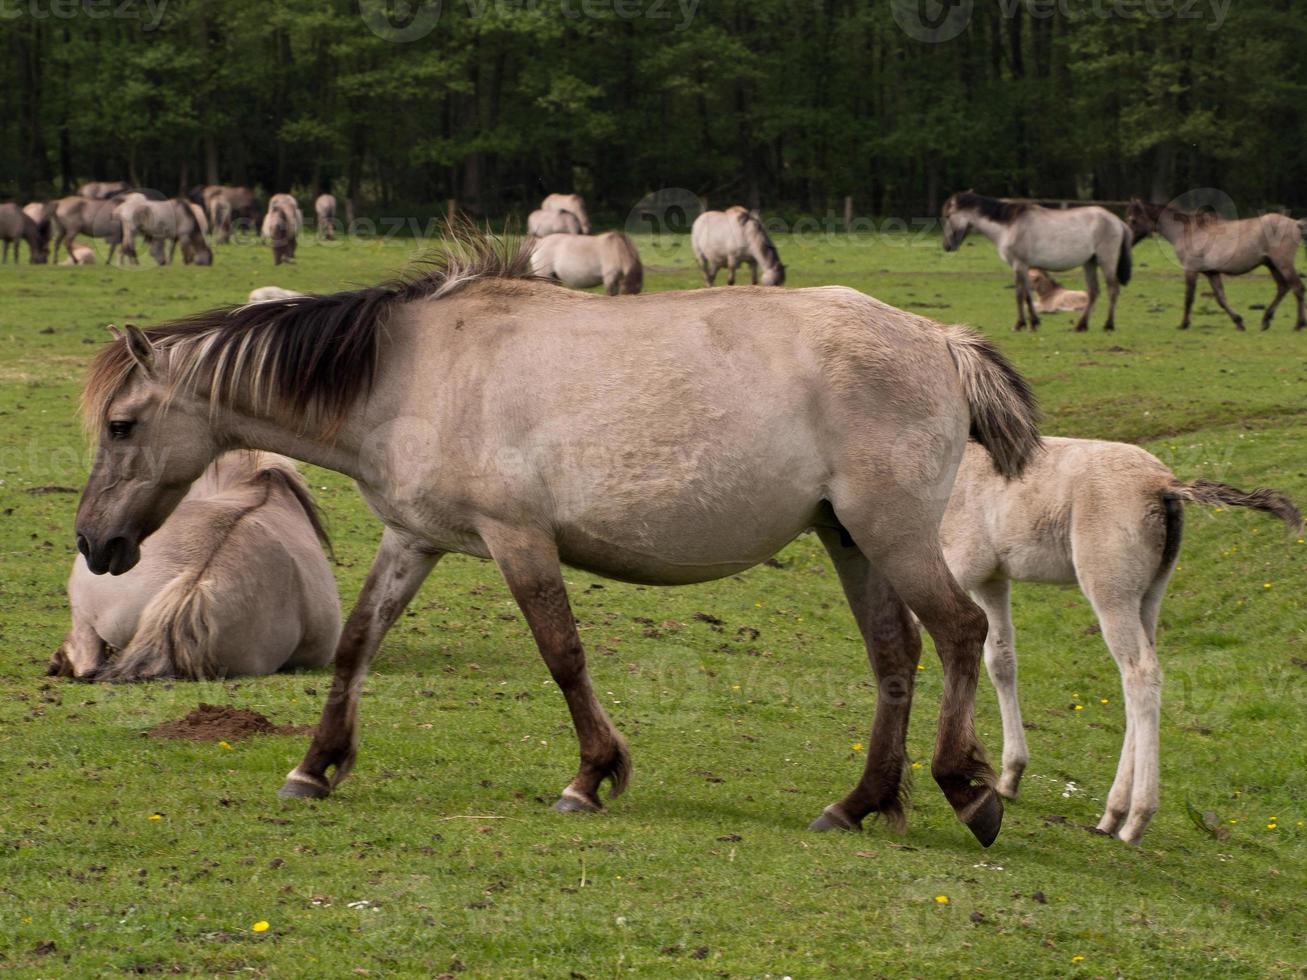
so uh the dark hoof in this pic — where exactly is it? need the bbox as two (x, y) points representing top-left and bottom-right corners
(1234, 320), (1246, 331)
(553, 789), (602, 814)
(1104, 323), (1115, 332)
(962, 789), (1004, 847)
(1073, 324), (1088, 333)
(277, 771), (331, 800)
(808, 803), (862, 832)
(1177, 323), (1190, 330)
(1261, 321), (1273, 331)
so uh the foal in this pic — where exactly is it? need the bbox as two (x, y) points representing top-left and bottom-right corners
(942, 192), (1132, 332)
(1127, 199), (1306, 331)
(941, 437), (1302, 843)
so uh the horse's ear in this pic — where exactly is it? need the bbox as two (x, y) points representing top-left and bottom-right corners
(121, 324), (156, 376)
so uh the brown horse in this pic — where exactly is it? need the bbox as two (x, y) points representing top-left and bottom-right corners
(0, 202), (49, 263)
(74, 229), (1040, 845)
(1127, 199), (1306, 331)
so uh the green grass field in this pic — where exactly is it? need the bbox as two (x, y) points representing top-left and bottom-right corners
(1, 228), (1304, 977)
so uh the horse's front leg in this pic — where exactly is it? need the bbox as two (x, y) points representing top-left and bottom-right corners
(1076, 259), (1100, 332)
(1206, 272), (1244, 330)
(726, 258), (739, 286)
(750, 259), (759, 285)
(1179, 271), (1197, 329)
(483, 524), (630, 812)
(1261, 260), (1290, 330)
(279, 528), (443, 799)
(1011, 266), (1032, 331)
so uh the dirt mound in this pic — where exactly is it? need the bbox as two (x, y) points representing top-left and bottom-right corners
(147, 703), (314, 741)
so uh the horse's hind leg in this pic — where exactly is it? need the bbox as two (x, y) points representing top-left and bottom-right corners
(698, 255), (714, 287)
(484, 525), (630, 812)
(1205, 272), (1245, 330)
(1179, 271), (1198, 329)
(1011, 265), (1034, 331)
(1075, 259), (1099, 332)
(279, 529), (442, 799)
(808, 525), (922, 833)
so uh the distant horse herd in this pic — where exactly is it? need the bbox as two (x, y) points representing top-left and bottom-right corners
(11, 181), (1302, 848)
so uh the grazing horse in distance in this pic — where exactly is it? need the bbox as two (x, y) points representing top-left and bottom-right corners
(530, 230), (643, 294)
(941, 437), (1302, 843)
(541, 192), (591, 234)
(52, 451), (339, 681)
(201, 185), (259, 243)
(1127, 199), (1306, 331)
(691, 206), (786, 286)
(0, 202), (49, 263)
(78, 180), (132, 200)
(315, 193), (337, 240)
(942, 192), (1132, 331)
(118, 196), (212, 266)
(527, 208), (582, 237)
(23, 201), (54, 243)
(263, 196), (300, 264)
(52, 196), (126, 263)
(1027, 268), (1088, 313)
(73, 228), (1041, 845)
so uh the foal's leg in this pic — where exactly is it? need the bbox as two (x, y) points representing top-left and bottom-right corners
(1075, 260), (1099, 332)
(482, 525), (630, 812)
(971, 579), (1028, 799)
(1205, 272), (1245, 330)
(279, 528), (443, 799)
(1179, 271), (1198, 329)
(808, 526), (922, 833)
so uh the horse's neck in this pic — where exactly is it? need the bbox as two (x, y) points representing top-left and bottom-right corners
(967, 213), (1011, 247)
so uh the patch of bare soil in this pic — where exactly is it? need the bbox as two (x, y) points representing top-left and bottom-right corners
(146, 703), (314, 741)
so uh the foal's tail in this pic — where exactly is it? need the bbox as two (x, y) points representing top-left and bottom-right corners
(1166, 479), (1303, 535)
(99, 575), (220, 682)
(1116, 219), (1134, 286)
(943, 326), (1042, 478)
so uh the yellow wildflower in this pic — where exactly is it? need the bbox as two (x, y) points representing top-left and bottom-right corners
(148, 814), (162, 821)
(252, 921), (270, 933)
(1072, 955), (1085, 963)
(851, 742), (864, 752)
(934, 895), (949, 904)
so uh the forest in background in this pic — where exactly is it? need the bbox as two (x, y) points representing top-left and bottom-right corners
(3, 0), (1305, 220)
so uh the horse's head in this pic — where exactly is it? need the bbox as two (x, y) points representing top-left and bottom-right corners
(1125, 199), (1156, 243)
(761, 261), (786, 287)
(940, 193), (971, 252)
(76, 327), (218, 575)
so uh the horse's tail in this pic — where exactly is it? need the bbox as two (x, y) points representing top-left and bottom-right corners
(1166, 479), (1303, 535)
(98, 574), (220, 682)
(1116, 219), (1134, 286)
(1297, 218), (1307, 246)
(616, 233), (643, 294)
(942, 326), (1041, 478)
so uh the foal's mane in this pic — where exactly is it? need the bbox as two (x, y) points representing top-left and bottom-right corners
(951, 192), (1030, 224)
(82, 225), (533, 435)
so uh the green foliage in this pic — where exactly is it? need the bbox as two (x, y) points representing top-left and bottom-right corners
(4, 0), (1307, 215)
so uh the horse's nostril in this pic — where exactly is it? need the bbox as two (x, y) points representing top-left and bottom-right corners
(76, 534), (91, 559)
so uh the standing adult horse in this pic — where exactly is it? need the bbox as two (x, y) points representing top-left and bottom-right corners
(52, 196), (126, 263)
(78, 180), (132, 200)
(530, 231), (643, 294)
(74, 230), (1040, 846)
(0, 202), (49, 263)
(1126, 199), (1306, 331)
(942, 192), (1132, 332)
(691, 206), (786, 286)
(118, 196), (212, 266)
(541, 193), (591, 234)
(315, 193), (337, 240)
(527, 208), (582, 237)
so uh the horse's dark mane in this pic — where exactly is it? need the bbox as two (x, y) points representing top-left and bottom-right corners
(83, 223), (534, 434)
(951, 192), (1030, 224)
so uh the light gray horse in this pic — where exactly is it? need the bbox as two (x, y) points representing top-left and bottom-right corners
(315, 193), (337, 240)
(529, 231), (643, 294)
(541, 193), (591, 234)
(527, 208), (582, 237)
(52, 196), (125, 263)
(118, 196), (212, 266)
(691, 207), (785, 286)
(263, 197), (299, 264)
(0, 202), (49, 263)
(1127, 199), (1306, 331)
(941, 437), (1301, 843)
(942, 192), (1132, 332)
(52, 450), (339, 681)
(74, 229), (1041, 845)
(78, 180), (132, 200)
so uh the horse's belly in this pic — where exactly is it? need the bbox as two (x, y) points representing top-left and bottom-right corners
(555, 257), (604, 289)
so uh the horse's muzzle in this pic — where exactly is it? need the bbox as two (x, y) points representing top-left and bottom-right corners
(77, 532), (141, 576)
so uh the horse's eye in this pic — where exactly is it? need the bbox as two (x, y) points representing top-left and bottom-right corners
(108, 420), (135, 440)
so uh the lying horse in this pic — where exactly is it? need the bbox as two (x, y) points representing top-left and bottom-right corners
(248, 286), (305, 303)
(527, 208), (582, 237)
(1027, 268), (1088, 313)
(541, 193), (591, 234)
(315, 193), (337, 240)
(0, 202), (49, 263)
(1127, 199), (1306, 331)
(52, 195), (126, 263)
(942, 192), (1132, 331)
(941, 437), (1302, 843)
(118, 196), (212, 266)
(691, 207), (785, 286)
(530, 231), (643, 294)
(52, 450), (338, 681)
(61, 241), (97, 265)
(73, 228), (1040, 845)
